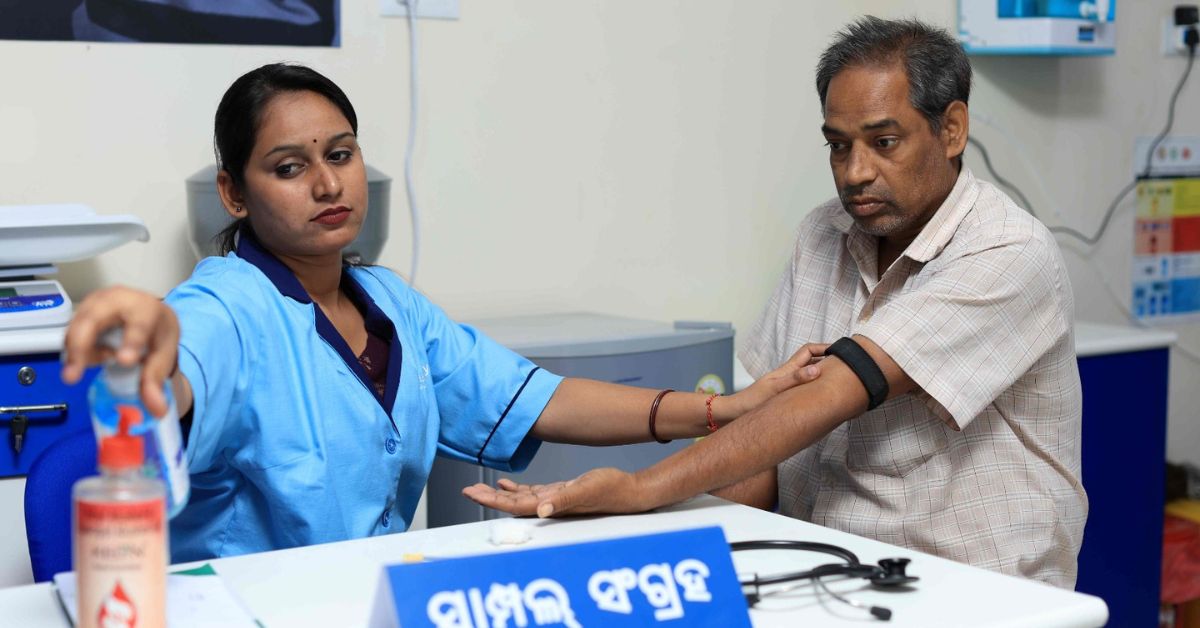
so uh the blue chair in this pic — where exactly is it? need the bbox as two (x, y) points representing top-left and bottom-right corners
(24, 429), (96, 583)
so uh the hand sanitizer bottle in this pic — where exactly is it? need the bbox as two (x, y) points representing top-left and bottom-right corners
(89, 330), (190, 517)
(74, 406), (167, 628)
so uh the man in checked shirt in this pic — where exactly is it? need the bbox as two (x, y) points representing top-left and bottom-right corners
(465, 16), (1086, 588)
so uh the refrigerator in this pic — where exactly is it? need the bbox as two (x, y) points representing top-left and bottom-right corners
(425, 312), (734, 527)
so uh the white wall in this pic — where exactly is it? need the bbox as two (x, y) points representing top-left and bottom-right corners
(1, 0), (1197, 587)
(953, 4), (1200, 468)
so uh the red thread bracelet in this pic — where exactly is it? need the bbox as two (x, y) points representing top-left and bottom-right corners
(705, 393), (721, 433)
(649, 389), (674, 444)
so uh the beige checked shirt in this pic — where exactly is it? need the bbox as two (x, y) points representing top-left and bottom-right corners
(740, 168), (1087, 588)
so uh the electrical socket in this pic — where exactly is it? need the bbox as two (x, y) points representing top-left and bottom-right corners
(380, 0), (459, 19)
(1162, 17), (1192, 56)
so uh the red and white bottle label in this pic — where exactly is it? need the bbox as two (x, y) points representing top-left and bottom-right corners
(97, 581), (137, 628)
(75, 498), (166, 628)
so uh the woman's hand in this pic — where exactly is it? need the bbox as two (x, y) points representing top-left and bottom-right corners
(716, 344), (828, 423)
(462, 468), (652, 519)
(60, 286), (181, 417)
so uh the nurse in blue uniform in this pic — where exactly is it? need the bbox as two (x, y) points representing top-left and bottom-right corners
(61, 63), (819, 562)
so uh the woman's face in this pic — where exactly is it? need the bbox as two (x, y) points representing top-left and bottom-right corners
(222, 90), (368, 260)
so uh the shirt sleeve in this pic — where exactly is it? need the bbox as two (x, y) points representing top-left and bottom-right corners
(164, 264), (253, 474)
(403, 286), (563, 472)
(739, 209), (832, 379)
(855, 230), (1070, 430)
(740, 257), (797, 380)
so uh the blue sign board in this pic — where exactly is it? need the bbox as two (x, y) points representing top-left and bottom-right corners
(369, 526), (751, 627)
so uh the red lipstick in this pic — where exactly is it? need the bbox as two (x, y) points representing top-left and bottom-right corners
(312, 206), (351, 225)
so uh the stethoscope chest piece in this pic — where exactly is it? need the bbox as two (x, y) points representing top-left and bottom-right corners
(870, 557), (919, 587)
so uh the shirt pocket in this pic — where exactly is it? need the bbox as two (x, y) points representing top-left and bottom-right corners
(236, 402), (320, 471)
(843, 397), (948, 478)
(238, 454), (342, 549)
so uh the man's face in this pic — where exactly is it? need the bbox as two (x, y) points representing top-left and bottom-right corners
(821, 64), (959, 243)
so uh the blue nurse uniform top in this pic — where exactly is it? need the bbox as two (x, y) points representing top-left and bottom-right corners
(164, 233), (563, 562)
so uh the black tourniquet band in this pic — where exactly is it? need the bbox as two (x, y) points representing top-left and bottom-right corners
(825, 337), (888, 410)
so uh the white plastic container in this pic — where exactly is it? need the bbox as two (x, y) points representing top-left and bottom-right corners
(89, 331), (190, 517)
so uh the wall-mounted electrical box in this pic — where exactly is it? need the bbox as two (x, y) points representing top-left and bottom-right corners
(959, 0), (1117, 55)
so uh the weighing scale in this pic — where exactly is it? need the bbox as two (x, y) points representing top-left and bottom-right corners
(0, 204), (147, 467)
(0, 204), (148, 344)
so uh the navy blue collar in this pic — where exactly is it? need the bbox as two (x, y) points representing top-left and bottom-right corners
(235, 227), (403, 425)
(235, 227), (314, 304)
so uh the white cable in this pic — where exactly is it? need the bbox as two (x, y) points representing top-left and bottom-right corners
(403, 0), (422, 286)
(970, 110), (1065, 224)
(968, 111), (1200, 362)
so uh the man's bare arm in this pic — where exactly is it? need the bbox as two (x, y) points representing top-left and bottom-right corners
(711, 468), (777, 511)
(463, 335), (915, 517)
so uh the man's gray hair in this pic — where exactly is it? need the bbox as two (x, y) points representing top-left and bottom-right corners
(816, 16), (972, 132)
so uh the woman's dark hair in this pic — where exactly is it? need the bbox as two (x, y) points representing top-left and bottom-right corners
(213, 63), (358, 254)
(815, 16), (971, 134)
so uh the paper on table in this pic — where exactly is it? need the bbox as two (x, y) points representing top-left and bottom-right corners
(53, 564), (259, 628)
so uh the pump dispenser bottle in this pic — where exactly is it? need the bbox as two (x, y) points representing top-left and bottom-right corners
(89, 329), (189, 517)
(73, 406), (167, 628)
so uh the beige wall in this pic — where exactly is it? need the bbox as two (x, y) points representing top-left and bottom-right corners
(4, 0), (912, 326)
(1, 0), (1198, 585)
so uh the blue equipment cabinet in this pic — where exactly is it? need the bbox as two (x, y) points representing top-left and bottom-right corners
(1074, 322), (1175, 628)
(0, 347), (97, 586)
(0, 353), (96, 478)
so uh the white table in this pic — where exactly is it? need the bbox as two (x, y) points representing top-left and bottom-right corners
(0, 495), (1106, 627)
(1074, 321), (1176, 357)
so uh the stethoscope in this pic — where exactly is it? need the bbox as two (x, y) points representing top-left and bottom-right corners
(731, 540), (919, 621)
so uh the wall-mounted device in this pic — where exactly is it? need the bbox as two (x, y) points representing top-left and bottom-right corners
(959, 0), (1117, 55)
(185, 164), (392, 264)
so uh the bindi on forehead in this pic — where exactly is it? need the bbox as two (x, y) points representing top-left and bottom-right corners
(313, 139), (318, 143)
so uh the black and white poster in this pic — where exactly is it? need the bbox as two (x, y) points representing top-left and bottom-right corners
(0, 0), (340, 46)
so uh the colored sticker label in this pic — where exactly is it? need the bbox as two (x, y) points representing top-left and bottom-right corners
(75, 498), (166, 628)
(694, 374), (726, 395)
(1133, 178), (1200, 322)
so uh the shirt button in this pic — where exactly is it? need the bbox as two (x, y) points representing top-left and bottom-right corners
(385, 438), (397, 454)
(382, 509), (391, 528)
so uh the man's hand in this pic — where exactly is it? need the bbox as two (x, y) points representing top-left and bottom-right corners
(462, 468), (653, 518)
(719, 344), (828, 421)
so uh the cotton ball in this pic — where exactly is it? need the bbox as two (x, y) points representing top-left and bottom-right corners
(489, 519), (534, 546)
